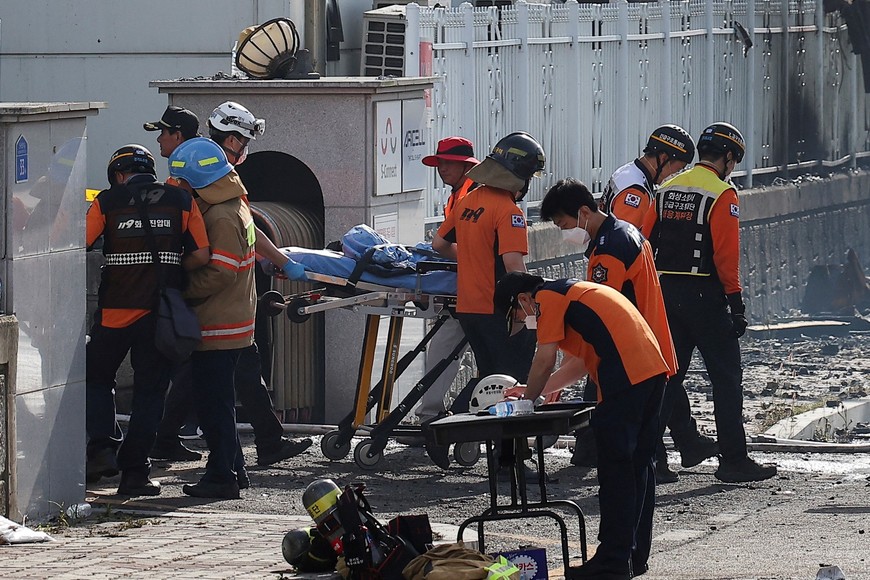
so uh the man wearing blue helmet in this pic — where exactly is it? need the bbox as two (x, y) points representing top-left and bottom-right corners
(152, 105), (312, 468)
(168, 138), (259, 499)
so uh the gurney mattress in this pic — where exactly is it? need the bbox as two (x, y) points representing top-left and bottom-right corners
(282, 247), (457, 296)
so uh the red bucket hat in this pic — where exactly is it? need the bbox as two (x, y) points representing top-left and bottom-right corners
(422, 136), (479, 167)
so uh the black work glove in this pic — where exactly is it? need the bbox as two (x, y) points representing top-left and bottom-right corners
(726, 292), (748, 338)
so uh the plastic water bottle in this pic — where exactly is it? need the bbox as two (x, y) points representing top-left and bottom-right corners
(489, 399), (534, 417)
(65, 502), (92, 520)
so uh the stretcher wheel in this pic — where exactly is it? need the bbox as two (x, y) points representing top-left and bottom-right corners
(453, 442), (481, 467)
(353, 439), (383, 471)
(260, 290), (286, 318)
(287, 297), (311, 323)
(321, 430), (351, 461)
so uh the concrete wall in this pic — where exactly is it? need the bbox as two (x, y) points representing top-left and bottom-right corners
(0, 315), (17, 518)
(740, 171), (870, 322)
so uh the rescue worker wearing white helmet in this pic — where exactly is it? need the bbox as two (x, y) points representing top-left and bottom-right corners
(206, 101), (313, 468)
(206, 101), (303, 279)
(207, 101), (265, 166)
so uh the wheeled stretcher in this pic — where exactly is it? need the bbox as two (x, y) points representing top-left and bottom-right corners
(260, 246), (481, 470)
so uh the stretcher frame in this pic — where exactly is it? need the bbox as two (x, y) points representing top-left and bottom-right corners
(261, 261), (479, 470)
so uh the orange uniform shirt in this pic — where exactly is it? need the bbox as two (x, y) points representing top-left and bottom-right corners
(708, 187), (742, 294)
(437, 185), (528, 314)
(586, 215), (677, 376)
(534, 280), (668, 396)
(443, 177), (476, 218)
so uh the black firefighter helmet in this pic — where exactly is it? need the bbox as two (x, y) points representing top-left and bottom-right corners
(644, 124), (696, 164)
(697, 122), (746, 163)
(106, 144), (156, 186)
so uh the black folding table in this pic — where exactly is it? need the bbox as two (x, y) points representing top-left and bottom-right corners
(429, 402), (594, 571)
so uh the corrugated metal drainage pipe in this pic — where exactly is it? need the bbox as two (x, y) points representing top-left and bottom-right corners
(251, 201), (324, 423)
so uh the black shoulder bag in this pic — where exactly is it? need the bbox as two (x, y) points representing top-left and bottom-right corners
(132, 185), (202, 362)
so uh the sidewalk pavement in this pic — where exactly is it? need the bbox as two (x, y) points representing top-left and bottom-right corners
(0, 502), (482, 580)
(2, 444), (869, 579)
(3, 476), (868, 580)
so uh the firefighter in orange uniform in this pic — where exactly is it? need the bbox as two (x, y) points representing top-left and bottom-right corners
(85, 145), (210, 496)
(644, 122), (777, 483)
(497, 273), (667, 580)
(429, 132), (544, 468)
(541, 178), (718, 483)
(432, 132), (544, 384)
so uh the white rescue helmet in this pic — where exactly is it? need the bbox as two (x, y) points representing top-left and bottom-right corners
(468, 374), (519, 414)
(208, 101), (266, 140)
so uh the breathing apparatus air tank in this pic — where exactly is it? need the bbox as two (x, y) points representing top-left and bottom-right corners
(282, 526), (338, 572)
(302, 479), (344, 551)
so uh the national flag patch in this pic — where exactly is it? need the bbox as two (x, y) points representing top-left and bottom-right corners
(511, 214), (526, 228)
(624, 193), (641, 208)
(591, 263), (608, 284)
(730, 203), (740, 217)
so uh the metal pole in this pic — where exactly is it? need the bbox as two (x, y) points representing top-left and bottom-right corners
(815, 0), (825, 165)
(781, 2), (790, 178)
(568, 0), (582, 181)
(617, 0), (630, 163)
(517, 1), (532, 133)
(704, 0), (715, 124)
(304, 0), (326, 76)
(460, 2), (476, 138)
(406, 3), (421, 77)
(661, 0), (672, 122)
(746, 0), (756, 188)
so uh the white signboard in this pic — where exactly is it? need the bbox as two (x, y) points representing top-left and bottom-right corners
(373, 212), (399, 243)
(375, 101), (402, 196)
(402, 99), (427, 192)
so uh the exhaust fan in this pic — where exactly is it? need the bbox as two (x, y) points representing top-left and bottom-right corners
(236, 18), (320, 79)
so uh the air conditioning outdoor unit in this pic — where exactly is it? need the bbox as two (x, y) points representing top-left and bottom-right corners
(361, 5), (411, 77)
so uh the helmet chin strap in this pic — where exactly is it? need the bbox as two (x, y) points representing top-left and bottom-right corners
(652, 155), (667, 184)
(515, 179), (531, 202)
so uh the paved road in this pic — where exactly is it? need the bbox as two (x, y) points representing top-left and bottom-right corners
(2, 434), (869, 579)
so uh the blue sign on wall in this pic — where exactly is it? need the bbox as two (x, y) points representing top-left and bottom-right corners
(15, 135), (29, 183)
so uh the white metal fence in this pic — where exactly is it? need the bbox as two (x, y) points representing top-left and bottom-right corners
(404, 0), (870, 222)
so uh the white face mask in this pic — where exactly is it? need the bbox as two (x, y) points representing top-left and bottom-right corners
(236, 145), (249, 166)
(520, 302), (537, 330)
(562, 215), (591, 250)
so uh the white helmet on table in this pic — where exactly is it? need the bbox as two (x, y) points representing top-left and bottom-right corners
(468, 374), (518, 414)
(208, 101), (265, 140)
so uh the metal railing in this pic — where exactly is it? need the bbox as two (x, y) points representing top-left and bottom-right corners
(405, 0), (869, 222)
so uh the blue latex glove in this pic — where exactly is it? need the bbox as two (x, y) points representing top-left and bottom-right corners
(281, 259), (307, 281)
